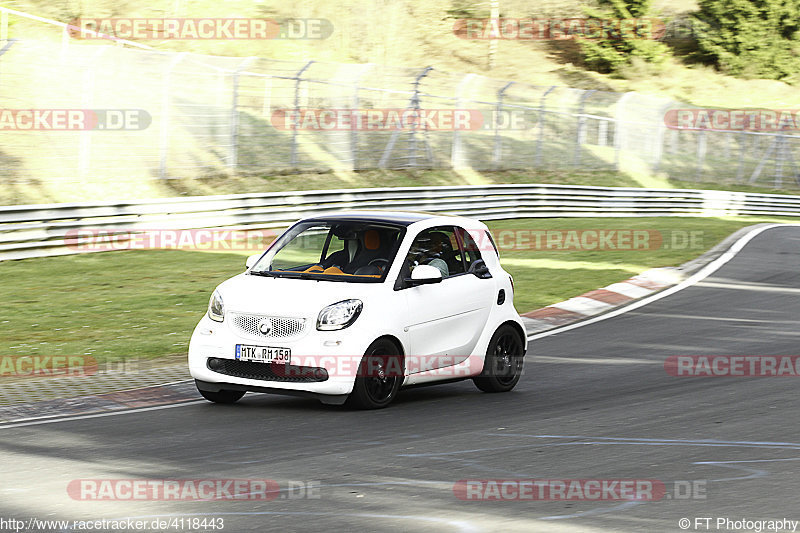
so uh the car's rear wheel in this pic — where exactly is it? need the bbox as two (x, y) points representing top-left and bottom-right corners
(346, 339), (403, 409)
(198, 387), (246, 404)
(473, 324), (524, 393)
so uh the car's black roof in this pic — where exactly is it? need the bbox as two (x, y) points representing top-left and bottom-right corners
(302, 210), (453, 227)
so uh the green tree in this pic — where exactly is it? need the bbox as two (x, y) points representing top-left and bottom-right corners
(691, 0), (800, 81)
(579, 0), (669, 74)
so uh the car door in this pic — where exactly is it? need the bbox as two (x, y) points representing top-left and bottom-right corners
(400, 226), (495, 371)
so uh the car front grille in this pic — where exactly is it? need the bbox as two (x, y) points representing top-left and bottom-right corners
(207, 358), (328, 383)
(231, 314), (307, 339)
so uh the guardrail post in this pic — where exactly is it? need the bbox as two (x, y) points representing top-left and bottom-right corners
(229, 57), (256, 170)
(573, 90), (595, 167)
(159, 52), (186, 179)
(536, 86), (556, 167)
(291, 61), (314, 168)
(493, 81), (514, 169)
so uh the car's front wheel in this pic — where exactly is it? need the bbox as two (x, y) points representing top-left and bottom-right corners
(346, 339), (403, 409)
(198, 387), (246, 404)
(473, 324), (524, 393)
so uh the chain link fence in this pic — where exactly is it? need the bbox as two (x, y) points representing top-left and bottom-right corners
(1, 39), (799, 195)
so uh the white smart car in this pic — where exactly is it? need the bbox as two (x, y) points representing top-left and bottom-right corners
(188, 211), (527, 409)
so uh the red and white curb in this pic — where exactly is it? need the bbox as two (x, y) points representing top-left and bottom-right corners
(519, 223), (793, 339)
(521, 268), (685, 335)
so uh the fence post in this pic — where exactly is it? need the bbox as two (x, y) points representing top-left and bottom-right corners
(651, 101), (672, 173)
(229, 57), (256, 170)
(493, 81), (514, 169)
(573, 89), (595, 167)
(536, 86), (557, 167)
(78, 47), (107, 179)
(695, 129), (707, 181)
(774, 133), (785, 188)
(77, 66), (94, 179)
(614, 91), (635, 171)
(488, 0), (499, 70)
(350, 63), (374, 171)
(749, 134), (778, 185)
(409, 66), (433, 168)
(598, 120), (608, 146)
(261, 77), (272, 117)
(773, 120), (800, 188)
(291, 61), (314, 168)
(735, 131), (747, 182)
(159, 52), (186, 179)
(451, 73), (477, 169)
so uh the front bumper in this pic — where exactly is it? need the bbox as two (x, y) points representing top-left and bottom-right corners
(194, 379), (350, 405)
(188, 315), (370, 397)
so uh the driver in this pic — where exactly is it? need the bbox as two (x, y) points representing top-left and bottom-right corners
(408, 232), (449, 278)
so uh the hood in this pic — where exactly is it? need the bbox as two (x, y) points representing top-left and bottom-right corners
(216, 273), (384, 318)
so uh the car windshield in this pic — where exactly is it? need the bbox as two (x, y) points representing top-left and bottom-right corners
(249, 220), (404, 282)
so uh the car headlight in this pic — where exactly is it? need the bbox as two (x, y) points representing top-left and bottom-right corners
(317, 299), (363, 331)
(208, 290), (225, 322)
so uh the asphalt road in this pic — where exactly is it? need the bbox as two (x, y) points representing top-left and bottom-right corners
(2, 225), (800, 533)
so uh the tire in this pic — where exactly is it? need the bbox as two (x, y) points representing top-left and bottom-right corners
(198, 387), (246, 404)
(346, 339), (403, 409)
(473, 324), (524, 393)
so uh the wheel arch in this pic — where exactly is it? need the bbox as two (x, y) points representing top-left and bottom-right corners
(370, 334), (406, 356)
(501, 320), (528, 355)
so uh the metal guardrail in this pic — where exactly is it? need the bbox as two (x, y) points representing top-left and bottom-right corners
(2, 184), (800, 261)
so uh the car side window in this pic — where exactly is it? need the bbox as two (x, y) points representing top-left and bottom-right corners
(455, 227), (483, 271)
(405, 226), (464, 279)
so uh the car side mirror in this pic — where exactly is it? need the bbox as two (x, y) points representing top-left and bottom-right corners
(245, 254), (261, 270)
(405, 264), (443, 286)
(469, 259), (491, 278)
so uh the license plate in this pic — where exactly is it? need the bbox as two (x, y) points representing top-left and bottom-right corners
(235, 344), (291, 364)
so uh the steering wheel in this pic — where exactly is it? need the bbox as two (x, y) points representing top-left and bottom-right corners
(368, 259), (390, 272)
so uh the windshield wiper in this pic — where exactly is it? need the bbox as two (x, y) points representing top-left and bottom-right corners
(248, 270), (278, 277)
